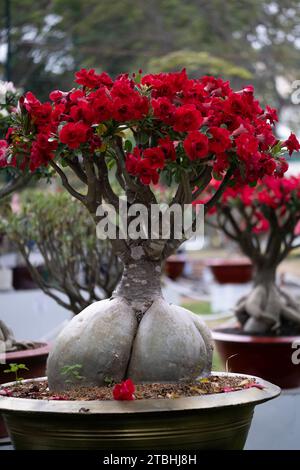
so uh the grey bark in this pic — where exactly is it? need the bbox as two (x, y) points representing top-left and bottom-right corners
(113, 258), (162, 320)
(235, 267), (300, 334)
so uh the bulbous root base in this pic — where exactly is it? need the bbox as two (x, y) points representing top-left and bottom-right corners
(47, 297), (213, 391)
(0, 320), (36, 352)
(235, 283), (300, 334)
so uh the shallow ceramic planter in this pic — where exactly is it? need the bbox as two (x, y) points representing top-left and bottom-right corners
(0, 342), (50, 439)
(0, 373), (280, 450)
(213, 329), (300, 389)
(206, 258), (253, 284)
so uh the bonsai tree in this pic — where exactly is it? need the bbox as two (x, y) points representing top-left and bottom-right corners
(1, 68), (297, 390)
(0, 81), (35, 352)
(206, 175), (300, 335)
(0, 81), (33, 199)
(0, 192), (122, 314)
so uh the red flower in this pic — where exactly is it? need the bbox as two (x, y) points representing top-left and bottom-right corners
(23, 92), (41, 114)
(112, 98), (133, 121)
(184, 131), (209, 160)
(139, 160), (159, 185)
(158, 136), (176, 161)
(264, 158), (277, 175)
(213, 152), (229, 176)
(152, 97), (175, 125)
(244, 382), (265, 390)
(112, 95), (148, 122)
(126, 147), (142, 176)
(29, 131), (57, 171)
(209, 127), (231, 154)
(284, 133), (300, 156)
(235, 133), (259, 159)
(70, 101), (98, 125)
(59, 122), (89, 149)
(69, 89), (85, 103)
(173, 104), (203, 132)
(49, 90), (66, 102)
(89, 88), (113, 122)
(75, 68), (113, 88)
(265, 105), (278, 124)
(143, 147), (165, 170)
(222, 386), (236, 393)
(0, 388), (13, 397)
(49, 395), (68, 400)
(275, 157), (289, 177)
(0, 140), (8, 167)
(113, 379), (135, 401)
(32, 103), (53, 127)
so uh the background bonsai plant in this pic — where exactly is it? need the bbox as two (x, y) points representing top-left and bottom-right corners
(0, 81), (33, 199)
(0, 81), (36, 353)
(1, 68), (298, 390)
(206, 175), (300, 335)
(0, 191), (122, 314)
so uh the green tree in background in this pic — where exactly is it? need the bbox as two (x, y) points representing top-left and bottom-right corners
(1, 0), (300, 113)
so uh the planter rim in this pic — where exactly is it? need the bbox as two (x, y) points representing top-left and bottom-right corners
(213, 329), (300, 344)
(0, 342), (50, 362)
(205, 257), (252, 267)
(0, 372), (280, 415)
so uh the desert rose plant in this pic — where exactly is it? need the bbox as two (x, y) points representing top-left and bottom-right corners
(206, 173), (300, 335)
(0, 68), (298, 390)
(0, 81), (35, 352)
(0, 81), (34, 199)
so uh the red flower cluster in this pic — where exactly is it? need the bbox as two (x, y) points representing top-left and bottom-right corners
(205, 175), (300, 234)
(126, 137), (176, 184)
(113, 379), (135, 401)
(0, 140), (8, 167)
(1, 68), (299, 184)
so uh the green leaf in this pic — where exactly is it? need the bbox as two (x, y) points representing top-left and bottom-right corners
(124, 140), (133, 152)
(107, 158), (116, 170)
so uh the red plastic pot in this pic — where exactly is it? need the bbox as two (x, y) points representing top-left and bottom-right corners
(0, 342), (50, 439)
(12, 265), (47, 290)
(213, 328), (300, 389)
(206, 258), (253, 284)
(164, 255), (186, 280)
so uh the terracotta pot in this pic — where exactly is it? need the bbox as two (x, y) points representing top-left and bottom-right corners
(164, 255), (185, 280)
(206, 258), (253, 284)
(0, 373), (280, 450)
(0, 342), (50, 439)
(213, 328), (300, 389)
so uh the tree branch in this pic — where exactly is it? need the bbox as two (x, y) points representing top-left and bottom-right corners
(204, 167), (234, 213)
(49, 160), (86, 203)
(0, 173), (32, 200)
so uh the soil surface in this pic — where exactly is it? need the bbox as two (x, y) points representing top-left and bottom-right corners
(0, 375), (263, 401)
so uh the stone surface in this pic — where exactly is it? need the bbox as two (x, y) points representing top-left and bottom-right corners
(128, 299), (213, 382)
(246, 387), (300, 450)
(47, 298), (137, 390)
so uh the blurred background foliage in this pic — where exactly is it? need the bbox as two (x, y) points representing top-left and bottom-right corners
(0, 0), (299, 119)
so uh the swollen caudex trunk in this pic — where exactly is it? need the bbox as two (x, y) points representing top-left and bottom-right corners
(47, 259), (213, 391)
(0, 320), (35, 352)
(235, 267), (300, 335)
